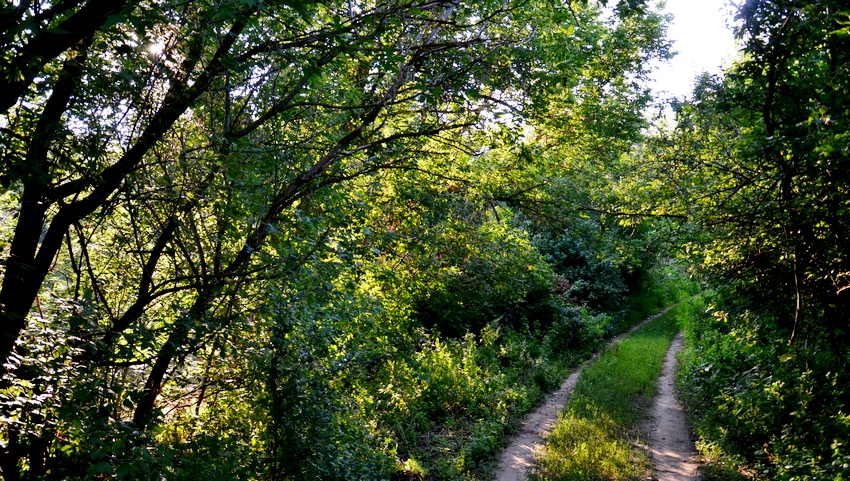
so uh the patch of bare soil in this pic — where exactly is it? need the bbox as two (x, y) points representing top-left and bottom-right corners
(493, 306), (675, 481)
(645, 332), (700, 481)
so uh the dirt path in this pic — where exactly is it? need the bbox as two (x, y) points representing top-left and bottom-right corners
(493, 306), (675, 481)
(645, 332), (700, 481)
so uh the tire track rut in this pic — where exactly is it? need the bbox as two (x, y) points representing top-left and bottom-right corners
(493, 306), (676, 481)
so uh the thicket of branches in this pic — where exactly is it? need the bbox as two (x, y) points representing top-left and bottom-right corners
(644, 1), (850, 478)
(1, 0), (677, 479)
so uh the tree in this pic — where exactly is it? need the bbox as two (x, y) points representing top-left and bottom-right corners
(0, 0), (543, 475)
(647, 0), (850, 343)
(0, 0), (667, 478)
(646, 1), (850, 477)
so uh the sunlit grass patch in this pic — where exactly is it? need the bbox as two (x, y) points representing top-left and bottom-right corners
(532, 404), (651, 480)
(531, 302), (687, 481)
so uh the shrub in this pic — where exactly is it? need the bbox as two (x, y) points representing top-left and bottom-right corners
(678, 294), (850, 480)
(412, 219), (556, 337)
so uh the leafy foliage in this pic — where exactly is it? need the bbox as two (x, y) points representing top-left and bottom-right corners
(645, 1), (850, 479)
(0, 0), (674, 479)
(679, 294), (850, 481)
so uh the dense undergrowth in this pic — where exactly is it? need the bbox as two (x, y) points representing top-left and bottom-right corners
(678, 291), (850, 481)
(531, 296), (702, 481)
(253, 223), (699, 481)
(379, 266), (697, 481)
(10, 209), (696, 480)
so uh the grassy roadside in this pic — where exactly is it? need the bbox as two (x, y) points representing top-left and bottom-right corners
(383, 268), (699, 480)
(530, 298), (701, 480)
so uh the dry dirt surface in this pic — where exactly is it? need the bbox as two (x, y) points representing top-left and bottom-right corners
(645, 332), (700, 481)
(493, 306), (675, 481)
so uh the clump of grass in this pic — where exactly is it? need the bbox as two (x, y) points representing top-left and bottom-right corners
(533, 404), (650, 480)
(531, 301), (687, 481)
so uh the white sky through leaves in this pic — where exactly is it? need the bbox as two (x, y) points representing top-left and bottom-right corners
(648, 0), (738, 100)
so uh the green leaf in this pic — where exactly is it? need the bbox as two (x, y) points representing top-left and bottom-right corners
(116, 464), (131, 477)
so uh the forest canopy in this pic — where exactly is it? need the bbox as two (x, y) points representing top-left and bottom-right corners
(0, 0), (676, 479)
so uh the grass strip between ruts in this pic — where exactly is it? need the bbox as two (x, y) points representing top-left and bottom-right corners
(530, 301), (690, 481)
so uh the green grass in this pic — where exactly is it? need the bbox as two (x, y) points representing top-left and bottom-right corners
(383, 272), (699, 480)
(530, 301), (689, 481)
